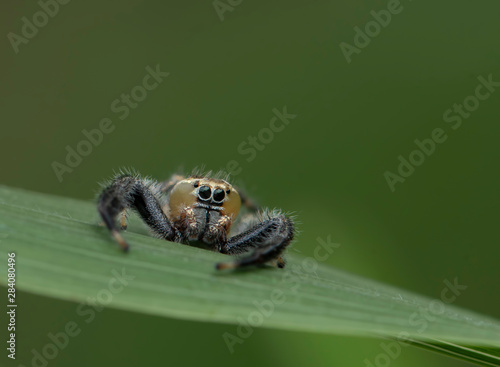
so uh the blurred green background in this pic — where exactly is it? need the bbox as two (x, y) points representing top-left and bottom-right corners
(1, 0), (499, 366)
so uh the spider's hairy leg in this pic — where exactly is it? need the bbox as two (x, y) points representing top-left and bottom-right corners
(97, 174), (177, 251)
(216, 213), (294, 270)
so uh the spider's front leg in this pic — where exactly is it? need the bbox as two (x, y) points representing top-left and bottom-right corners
(216, 213), (294, 270)
(97, 174), (178, 251)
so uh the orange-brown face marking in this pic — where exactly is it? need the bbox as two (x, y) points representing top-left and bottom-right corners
(168, 178), (241, 222)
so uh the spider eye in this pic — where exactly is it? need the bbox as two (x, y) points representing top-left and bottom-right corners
(213, 189), (225, 202)
(226, 189), (230, 194)
(193, 181), (199, 188)
(198, 186), (211, 200)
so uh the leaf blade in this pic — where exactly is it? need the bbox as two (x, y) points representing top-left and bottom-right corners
(1, 185), (499, 349)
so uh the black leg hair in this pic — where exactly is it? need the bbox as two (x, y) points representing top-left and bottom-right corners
(97, 175), (178, 251)
(216, 214), (294, 270)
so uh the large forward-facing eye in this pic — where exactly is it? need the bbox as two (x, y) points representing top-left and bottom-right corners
(213, 188), (225, 203)
(198, 186), (212, 201)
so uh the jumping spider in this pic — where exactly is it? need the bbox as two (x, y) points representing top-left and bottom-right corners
(97, 171), (295, 270)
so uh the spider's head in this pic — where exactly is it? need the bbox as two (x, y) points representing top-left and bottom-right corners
(168, 177), (241, 220)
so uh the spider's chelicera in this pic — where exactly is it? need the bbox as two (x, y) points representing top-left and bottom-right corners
(97, 171), (295, 270)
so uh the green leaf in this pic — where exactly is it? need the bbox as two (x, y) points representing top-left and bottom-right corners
(1, 185), (499, 364)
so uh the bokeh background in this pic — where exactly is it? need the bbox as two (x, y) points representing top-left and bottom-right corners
(2, 0), (500, 366)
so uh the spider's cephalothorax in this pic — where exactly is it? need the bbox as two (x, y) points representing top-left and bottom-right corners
(168, 177), (241, 245)
(97, 171), (295, 270)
